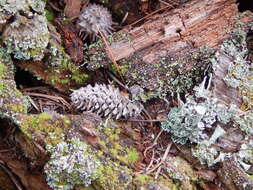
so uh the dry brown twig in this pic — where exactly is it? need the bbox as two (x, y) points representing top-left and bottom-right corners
(97, 28), (125, 84)
(0, 160), (24, 190)
(145, 142), (172, 174)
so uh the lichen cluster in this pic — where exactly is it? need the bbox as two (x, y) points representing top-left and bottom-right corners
(71, 84), (143, 119)
(44, 138), (100, 190)
(161, 24), (253, 168)
(0, 0), (45, 25)
(0, 0), (49, 61)
(0, 48), (28, 120)
(161, 85), (235, 145)
(222, 37), (253, 111)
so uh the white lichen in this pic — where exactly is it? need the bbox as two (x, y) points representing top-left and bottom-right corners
(0, 0), (45, 25)
(3, 13), (49, 60)
(161, 94), (235, 145)
(44, 138), (100, 190)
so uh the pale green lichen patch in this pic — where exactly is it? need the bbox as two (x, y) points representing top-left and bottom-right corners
(161, 92), (235, 145)
(0, 48), (28, 119)
(44, 138), (100, 190)
(1, 0), (49, 61)
(0, 0), (45, 25)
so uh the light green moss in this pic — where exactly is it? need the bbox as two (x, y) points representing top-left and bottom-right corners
(98, 124), (140, 165)
(20, 113), (70, 146)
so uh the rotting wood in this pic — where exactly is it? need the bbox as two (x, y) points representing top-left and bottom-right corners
(86, 0), (251, 65)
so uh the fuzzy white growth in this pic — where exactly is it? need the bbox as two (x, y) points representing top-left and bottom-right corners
(71, 84), (143, 119)
(76, 4), (114, 41)
(44, 138), (100, 189)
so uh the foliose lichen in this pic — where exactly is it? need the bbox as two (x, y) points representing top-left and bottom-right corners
(0, 0), (45, 25)
(161, 86), (236, 145)
(1, 0), (49, 61)
(44, 138), (100, 190)
(238, 140), (253, 166)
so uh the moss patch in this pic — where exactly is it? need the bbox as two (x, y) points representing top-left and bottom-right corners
(98, 124), (140, 166)
(20, 113), (71, 146)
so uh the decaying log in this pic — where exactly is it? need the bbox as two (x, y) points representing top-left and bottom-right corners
(86, 0), (253, 92)
(89, 0), (246, 62)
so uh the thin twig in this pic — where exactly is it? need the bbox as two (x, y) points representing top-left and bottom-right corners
(106, 71), (129, 90)
(126, 4), (175, 28)
(0, 161), (24, 190)
(145, 142), (172, 174)
(155, 165), (162, 179)
(24, 92), (71, 110)
(97, 29), (125, 83)
(144, 149), (155, 171)
(48, 1), (62, 12)
(144, 129), (163, 158)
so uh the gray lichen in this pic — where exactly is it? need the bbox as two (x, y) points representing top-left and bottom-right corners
(1, 0), (49, 61)
(44, 138), (100, 190)
(161, 87), (235, 145)
(234, 111), (253, 135)
(71, 84), (143, 119)
(191, 126), (230, 166)
(238, 140), (253, 167)
(0, 0), (45, 25)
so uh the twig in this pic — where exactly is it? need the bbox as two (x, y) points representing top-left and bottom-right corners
(145, 142), (172, 174)
(121, 12), (129, 25)
(48, 1), (62, 12)
(144, 129), (163, 158)
(144, 149), (155, 171)
(159, 0), (171, 6)
(126, 4), (175, 28)
(0, 161), (24, 190)
(24, 92), (71, 110)
(155, 165), (162, 179)
(106, 71), (129, 90)
(97, 28), (125, 83)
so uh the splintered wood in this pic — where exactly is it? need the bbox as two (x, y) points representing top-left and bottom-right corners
(88, 0), (247, 63)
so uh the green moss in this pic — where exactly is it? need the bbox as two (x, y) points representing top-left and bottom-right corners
(134, 174), (151, 185)
(95, 161), (132, 190)
(0, 63), (7, 78)
(45, 9), (55, 22)
(20, 113), (70, 146)
(121, 148), (139, 164)
(98, 124), (140, 165)
(6, 103), (27, 113)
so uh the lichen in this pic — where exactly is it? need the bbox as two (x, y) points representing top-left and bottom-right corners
(44, 138), (100, 190)
(238, 140), (253, 166)
(0, 0), (45, 25)
(0, 48), (28, 120)
(161, 91), (235, 145)
(1, 0), (49, 61)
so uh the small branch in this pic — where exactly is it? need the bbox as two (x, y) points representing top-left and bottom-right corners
(0, 161), (24, 190)
(145, 142), (172, 174)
